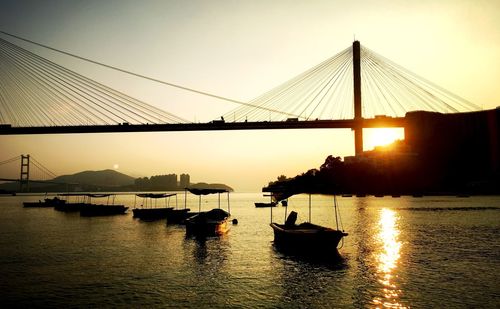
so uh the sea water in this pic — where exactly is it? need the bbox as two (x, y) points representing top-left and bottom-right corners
(0, 193), (499, 308)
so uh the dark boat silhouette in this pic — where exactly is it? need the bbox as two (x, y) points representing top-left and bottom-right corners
(255, 202), (277, 208)
(269, 192), (348, 256)
(165, 189), (195, 224)
(77, 194), (128, 216)
(184, 188), (232, 237)
(132, 193), (176, 220)
(54, 194), (90, 212)
(23, 196), (66, 208)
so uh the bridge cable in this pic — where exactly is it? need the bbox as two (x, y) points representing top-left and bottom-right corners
(0, 30), (300, 119)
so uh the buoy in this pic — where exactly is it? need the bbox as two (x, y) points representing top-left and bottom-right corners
(232, 218), (238, 225)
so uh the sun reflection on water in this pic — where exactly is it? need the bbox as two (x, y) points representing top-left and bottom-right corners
(373, 208), (407, 308)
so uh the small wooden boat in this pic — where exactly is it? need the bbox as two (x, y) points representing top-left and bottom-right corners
(185, 208), (231, 236)
(255, 194), (277, 208)
(78, 194), (128, 216)
(255, 202), (277, 208)
(184, 188), (232, 237)
(23, 200), (54, 208)
(23, 196), (65, 208)
(165, 189), (195, 224)
(54, 194), (91, 212)
(269, 193), (348, 256)
(132, 193), (176, 220)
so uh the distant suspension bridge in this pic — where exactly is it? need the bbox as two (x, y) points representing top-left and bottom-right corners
(0, 154), (60, 192)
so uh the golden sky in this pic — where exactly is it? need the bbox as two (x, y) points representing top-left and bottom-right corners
(0, 0), (499, 191)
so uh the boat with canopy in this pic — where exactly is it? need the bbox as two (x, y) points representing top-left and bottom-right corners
(165, 189), (195, 224)
(77, 194), (128, 216)
(54, 193), (91, 212)
(184, 188), (232, 237)
(132, 193), (176, 220)
(267, 190), (348, 256)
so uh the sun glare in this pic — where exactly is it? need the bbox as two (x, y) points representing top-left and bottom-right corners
(364, 128), (404, 150)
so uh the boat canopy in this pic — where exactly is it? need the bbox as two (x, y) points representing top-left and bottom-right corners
(136, 193), (176, 199)
(187, 188), (228, 195)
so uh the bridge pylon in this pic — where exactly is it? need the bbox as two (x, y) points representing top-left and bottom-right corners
(353, 40), (363, 156)
(19, 154), (30, 192)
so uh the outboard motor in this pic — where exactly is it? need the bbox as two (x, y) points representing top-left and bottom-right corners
(285, 211), (298, 227)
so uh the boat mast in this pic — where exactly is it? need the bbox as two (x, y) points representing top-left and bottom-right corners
(334, 195), (339, 230)
(308, 194), (312, 223)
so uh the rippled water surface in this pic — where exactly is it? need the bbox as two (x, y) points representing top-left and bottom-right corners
(0, 194), (499, 308)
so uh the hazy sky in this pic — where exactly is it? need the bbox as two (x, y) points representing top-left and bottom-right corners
(0, 0), (499, 191)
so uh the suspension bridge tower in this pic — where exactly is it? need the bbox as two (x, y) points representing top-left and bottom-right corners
(353, 40), (363, 156)
(19, 154), (30, 192)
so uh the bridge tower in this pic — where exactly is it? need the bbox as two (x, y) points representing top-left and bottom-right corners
(353, 40), (363, 156)
(19, 154), (30, 192)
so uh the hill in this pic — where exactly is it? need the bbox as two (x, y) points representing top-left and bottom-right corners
(53, 169), (135, 187)
(189, 182), (234, 192)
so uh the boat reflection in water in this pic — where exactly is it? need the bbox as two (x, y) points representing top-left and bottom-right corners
(373, 208), (405, 308)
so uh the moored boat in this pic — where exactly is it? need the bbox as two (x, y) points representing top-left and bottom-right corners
(54, 194), (91, 212)
(269, 193), (348, 256)
(184, 188), (232, 237)
(23, 196), (65, 208)
(255, 194), (277, 208)
(132, 193), (176, 220)
(78, 194), (128, 216)
(255, 202), (277, 208)
(23, 200), (54, 208)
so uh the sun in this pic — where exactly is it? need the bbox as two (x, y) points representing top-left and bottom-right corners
(364, 128), (404, 150)
(113, 164), (119, 170)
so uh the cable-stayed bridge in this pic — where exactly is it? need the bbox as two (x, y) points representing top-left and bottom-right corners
(0, 32), (480, 155)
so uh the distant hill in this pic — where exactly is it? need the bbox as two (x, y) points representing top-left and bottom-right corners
(189, 182), (234, 192)
(0, 170), (234, 193)
(53, 169), (135, 187)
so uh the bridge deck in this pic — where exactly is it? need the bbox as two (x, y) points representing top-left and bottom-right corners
(0, 118), (405, 135)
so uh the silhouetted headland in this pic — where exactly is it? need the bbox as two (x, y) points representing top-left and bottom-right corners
(265, 109), (500, 196)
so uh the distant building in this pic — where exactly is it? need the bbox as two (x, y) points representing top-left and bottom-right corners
(179, 174), (190, 188)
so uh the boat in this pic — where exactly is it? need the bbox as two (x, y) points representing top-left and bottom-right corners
(54, 194), (91, 212)
(132, 193), (176, 220)
(255, 202), (277, 208)
(184, 188), (232, 237)
(23, 200), (54, 208)
(269, 193), (348, 256)
(165, 190), (195, 224)
(255, 194), (278, 208)
(23, 196), (66, 208)
(78, 194), (128, 216)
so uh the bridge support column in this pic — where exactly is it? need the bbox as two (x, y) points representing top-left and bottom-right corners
(20, 154), (30, 193)
(353, 40), (363, 156)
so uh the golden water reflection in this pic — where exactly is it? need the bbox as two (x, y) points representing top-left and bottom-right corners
(373, 208), (407, 308)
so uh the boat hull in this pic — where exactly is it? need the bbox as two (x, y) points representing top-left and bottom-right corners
(165, 208), (193, 224)
(132, 207), (173, 220)
(255, 202), (277, 208)
(23, 201), (53, 208)
(185, 209), (230, 237)
(54, 202), (88, 212)
(80, 204), (128, 216)
(270, 222), (347, 255)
